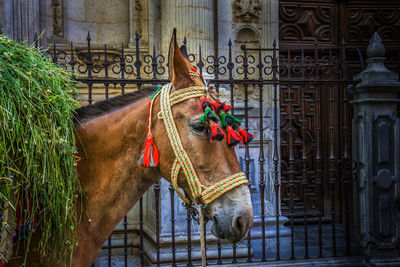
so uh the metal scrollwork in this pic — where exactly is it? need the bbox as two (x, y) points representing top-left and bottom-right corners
(206, 55), (227, 77)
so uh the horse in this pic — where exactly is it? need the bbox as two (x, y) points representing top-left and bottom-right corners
(8, 30), (254, 266)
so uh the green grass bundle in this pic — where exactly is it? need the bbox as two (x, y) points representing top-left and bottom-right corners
(0, 35), (82, 264)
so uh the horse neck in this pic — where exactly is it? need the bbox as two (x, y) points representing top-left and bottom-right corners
(73, 97), (161, 263)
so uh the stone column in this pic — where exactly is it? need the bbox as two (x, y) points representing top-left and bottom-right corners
(3, 0), (41, 44)
(159, 0), (214, 66)
(349, 32), (400, 258)
(0, 0), (4, 34)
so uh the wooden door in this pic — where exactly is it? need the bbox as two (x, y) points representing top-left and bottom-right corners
(279, 0), (400, 218)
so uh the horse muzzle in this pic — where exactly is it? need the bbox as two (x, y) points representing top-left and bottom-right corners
(208, 184), (253, 243)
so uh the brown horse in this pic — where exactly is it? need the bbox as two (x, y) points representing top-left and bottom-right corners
(9, 31), (253, 266)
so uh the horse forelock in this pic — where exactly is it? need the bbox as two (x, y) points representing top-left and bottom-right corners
(74, 86), (156, 125)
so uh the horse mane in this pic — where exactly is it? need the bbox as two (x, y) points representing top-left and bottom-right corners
(74, 86), (156, 124)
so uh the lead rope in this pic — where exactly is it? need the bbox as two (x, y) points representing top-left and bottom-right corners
(198, 204), (207, 267)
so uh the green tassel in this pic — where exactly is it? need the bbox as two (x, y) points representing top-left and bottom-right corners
(219, 111), (242, 129)
(199, 107), (218, 123)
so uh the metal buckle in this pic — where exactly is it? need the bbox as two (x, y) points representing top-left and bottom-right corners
(183, 201), (208, 224)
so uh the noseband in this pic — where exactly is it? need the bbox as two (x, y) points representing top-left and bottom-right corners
(141, 83), (249, 204)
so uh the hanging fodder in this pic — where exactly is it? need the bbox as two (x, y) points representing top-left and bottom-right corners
(0, 35), (82, 264)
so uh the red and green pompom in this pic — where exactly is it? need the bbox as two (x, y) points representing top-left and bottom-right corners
(209, 121), (225, 142)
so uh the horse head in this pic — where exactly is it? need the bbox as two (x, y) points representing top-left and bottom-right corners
(150, 30), (254, 243)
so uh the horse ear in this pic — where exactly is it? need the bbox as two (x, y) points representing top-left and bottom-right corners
(168, 29), (194, 89)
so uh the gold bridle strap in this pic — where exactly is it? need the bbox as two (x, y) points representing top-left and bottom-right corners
(157, 83), (248, 204)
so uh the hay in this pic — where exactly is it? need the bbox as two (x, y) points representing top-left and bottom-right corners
(0, 35), (82, 264)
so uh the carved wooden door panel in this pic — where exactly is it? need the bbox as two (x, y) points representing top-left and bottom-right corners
(279, 0), (400, 218)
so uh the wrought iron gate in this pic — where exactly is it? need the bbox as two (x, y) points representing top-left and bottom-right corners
(43, 32), (359, 265)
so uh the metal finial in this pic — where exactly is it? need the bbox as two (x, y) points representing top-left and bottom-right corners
(183, 36), (187, 46)
(228, 38), (232, 46)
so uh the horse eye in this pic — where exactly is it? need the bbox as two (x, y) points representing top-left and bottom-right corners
(191, 122), (207, 134)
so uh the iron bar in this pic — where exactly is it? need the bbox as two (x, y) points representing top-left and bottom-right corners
(257, 47), (267, 262)
(151, 46), (157, 80)
(154, 182), (161, 266)
(232, 243), (237, 264)
(197, 44), (204, 75)
(341, 39), (351, 257)
(123, 215), (128, 267)
(287, 48), (296, 260)
(85, 32), (93, 105)
(69, 41), (76, 74)
(314, 40), (324, 258)
(169, 185), (177, 266)
(108, 236), (111, 267)
(120, 44), (126, 95)
(272, 39), (281, 261)
(73, 78), (356, 85)
(229, 42), (237, 265)
(139, 197), (144, 267)
(186, 194), (193, 267)
(135, 32), (142, 80)
(103, 44), (110, 100)
(228, 39), (235, 115)
(328, 48), (337, 257)
(242, 45), (252, 263)
(217, 239), (222, 264)
(300, 48), (309, 259)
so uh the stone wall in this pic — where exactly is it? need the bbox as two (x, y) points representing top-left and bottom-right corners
(64, 0), (130, 46)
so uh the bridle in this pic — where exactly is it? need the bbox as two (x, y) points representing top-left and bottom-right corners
(139, 83), (250, 266)
(145, 83), (249, 205)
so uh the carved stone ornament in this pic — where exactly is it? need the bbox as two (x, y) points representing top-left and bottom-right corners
(233, 0), (261, 24)
(134, 0), (143, 37)
(51, 0), (63, 38)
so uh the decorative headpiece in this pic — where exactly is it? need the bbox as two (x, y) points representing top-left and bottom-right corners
(137, 83), (253, 204)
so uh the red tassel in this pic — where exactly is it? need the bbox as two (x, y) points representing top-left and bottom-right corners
(199, 96), (221, 112)
(226, 126), (242, 146)
(137, 133), (159, 167)
(218, 102), (232, 112)
(237, 127), (254, 144)
(209, 121), (225, 141)
(192, 67), (205, 83)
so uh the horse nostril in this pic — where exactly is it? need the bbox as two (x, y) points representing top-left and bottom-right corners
(213, 215), (218, 225)
(236, 216), (244, 233)
(233, 215), (247, 239)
